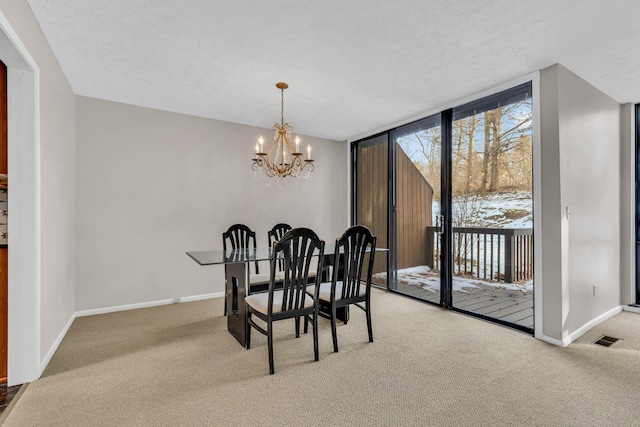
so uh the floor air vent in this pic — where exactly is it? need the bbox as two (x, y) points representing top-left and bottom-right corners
(594, 335), (620, 347)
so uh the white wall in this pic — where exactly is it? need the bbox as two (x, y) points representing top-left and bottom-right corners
(75, 96), (348, 311)
(539, 64), (621, 343)
(0, 0), (76, 384)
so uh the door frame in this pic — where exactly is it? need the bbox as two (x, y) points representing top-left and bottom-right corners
(0, 10), (42, 386)
(635, 103), (640, 304)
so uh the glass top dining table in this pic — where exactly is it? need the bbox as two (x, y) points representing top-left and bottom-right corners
(186, 248), (280, 266)
(186, 247), (342, 266)
(187, 246), (387, 266)
(185, 246), (386, 347)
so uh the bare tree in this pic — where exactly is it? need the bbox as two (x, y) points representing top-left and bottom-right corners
(398, 98), (532, 198)
(489, 107), (502, 192)
(465, 115), (478, 194)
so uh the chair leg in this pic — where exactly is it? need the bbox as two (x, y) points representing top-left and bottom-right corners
(246, 311), (252, 349)
(303, 315), (309, 334)
(267, 320), (275, 375)
(313, 309), (319, 362)
(366, 299), (373, 343)
(331, 304), (338, 353)
(224, 294), (227, 316)
(295, 316), (300, 338)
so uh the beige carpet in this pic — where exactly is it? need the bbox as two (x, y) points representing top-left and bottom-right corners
(3, 289), (639, 426)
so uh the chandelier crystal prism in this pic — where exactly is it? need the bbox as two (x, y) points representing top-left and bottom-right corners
(252, 82), (314, 188)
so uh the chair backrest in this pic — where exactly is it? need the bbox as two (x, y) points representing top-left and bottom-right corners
(268, 223), (292, 271)
(332, 225), (377, 300)
(269, 227), (324, 314)
(223, 224), (259, 274)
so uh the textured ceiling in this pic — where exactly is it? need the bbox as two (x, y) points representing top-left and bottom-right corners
(27, 0), (640, 141)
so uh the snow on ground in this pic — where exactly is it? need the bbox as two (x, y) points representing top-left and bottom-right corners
(387, 265), (533, 294)
(467, 191), (533, 229)
(395, 265), (479, 293)
(387, 191), (535, 293)
(434, 190), (533, 229)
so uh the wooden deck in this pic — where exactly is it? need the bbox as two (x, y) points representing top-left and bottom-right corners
(393, 280), (534, 330)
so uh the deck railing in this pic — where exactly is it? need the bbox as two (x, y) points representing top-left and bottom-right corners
(426, 226), (533, 283)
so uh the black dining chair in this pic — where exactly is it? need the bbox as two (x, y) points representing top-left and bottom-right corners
(305, 225), (376, 352)
(222, 224), (270, 316)
(267, 223), (292, 278)
(245, 227), (325, 374)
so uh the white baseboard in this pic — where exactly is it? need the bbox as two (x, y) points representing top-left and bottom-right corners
(39, 311), (76, 378)
(75, 292), (224, 317)
(565, 305), (623, 345)
(178, 292), (225, 303)
(622, 305), (640, 314)
(538, 334), (568, 347)
(537, 305), (624, 347)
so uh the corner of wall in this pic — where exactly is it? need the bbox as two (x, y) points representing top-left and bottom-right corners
(620, 103), (635, 305)
(39, 311), (76, 378)
(537, 64), (565, 343)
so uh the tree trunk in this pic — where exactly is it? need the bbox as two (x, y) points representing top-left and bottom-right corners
(454, 120), (464, 195)
(480, 111), (492, 194)
(489, 108), (502, 192)
(465, 115), (478, 193)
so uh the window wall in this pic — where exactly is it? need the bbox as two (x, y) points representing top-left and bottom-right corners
(352, 82), (534, 333)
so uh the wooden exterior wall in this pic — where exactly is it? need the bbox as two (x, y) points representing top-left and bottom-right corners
(356, 142), (388, 275)
(356, 141), (434, 274)
(396, 144), (433, 270)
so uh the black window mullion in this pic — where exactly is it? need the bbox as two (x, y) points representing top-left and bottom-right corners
(351, 141), (357, 226)
(440, 109), (453, 309)
(453, 81), (531, 121)
(389, 130), (397, 292)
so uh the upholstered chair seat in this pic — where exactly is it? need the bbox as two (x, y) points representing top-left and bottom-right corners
(246, 290), (314, 315)
(307, 281), (366, 303)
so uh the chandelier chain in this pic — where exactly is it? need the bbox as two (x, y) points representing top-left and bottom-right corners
(281, 87), (284, 126)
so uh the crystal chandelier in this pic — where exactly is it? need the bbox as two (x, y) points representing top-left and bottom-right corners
(252, 82), (314, 188)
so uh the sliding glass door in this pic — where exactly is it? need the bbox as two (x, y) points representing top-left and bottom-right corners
(352, 81), (534, 333)
(450, 84), (534, 329)
(353, 134), (389, 288)
(392, 116), (442, 304)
